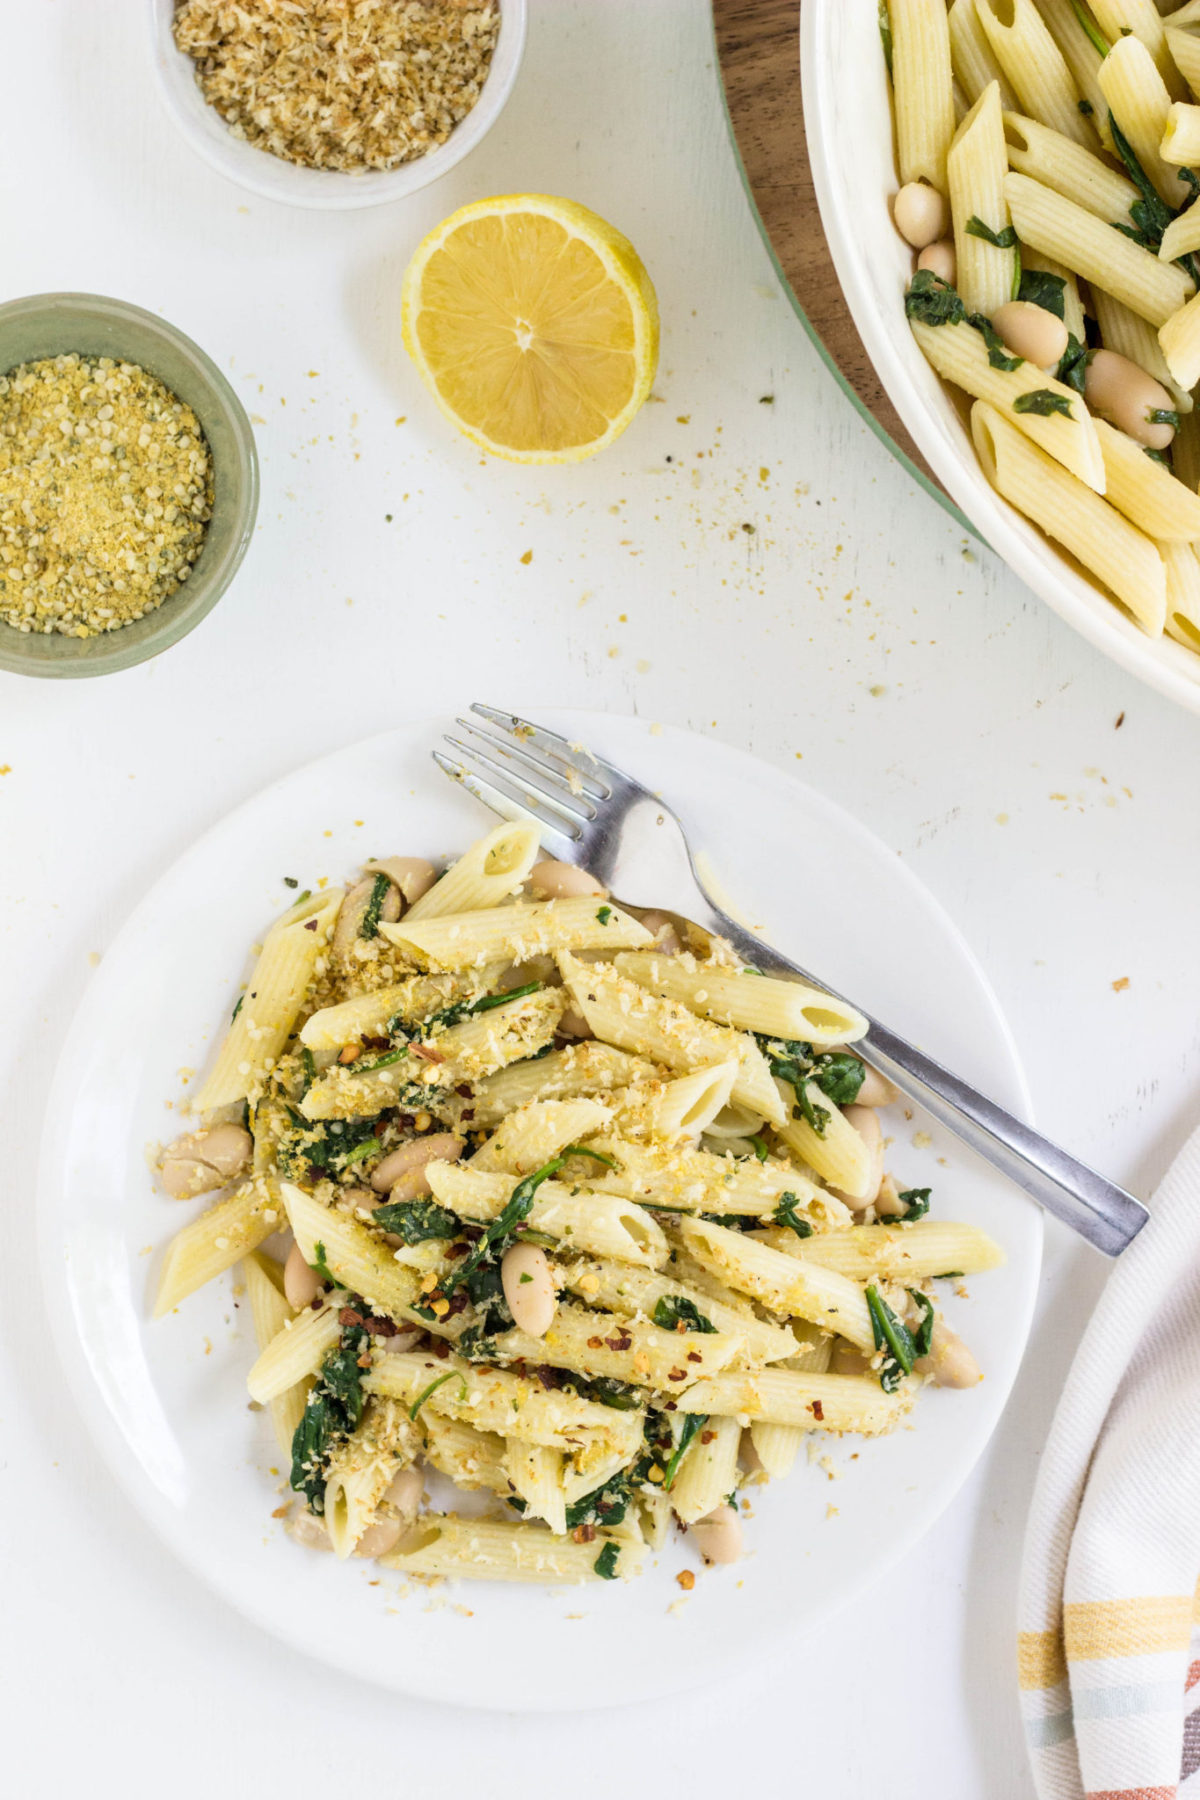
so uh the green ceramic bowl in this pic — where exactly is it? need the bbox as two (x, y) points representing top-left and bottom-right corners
(0, 292), (258, 678)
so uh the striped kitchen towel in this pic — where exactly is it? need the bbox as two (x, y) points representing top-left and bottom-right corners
(1019, 1124), (1200, 1800)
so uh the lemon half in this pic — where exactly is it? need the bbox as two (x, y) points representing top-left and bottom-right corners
(401, 194), (659, 463)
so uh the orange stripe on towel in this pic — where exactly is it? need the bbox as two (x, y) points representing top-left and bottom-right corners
(1065, 1596), (1191, 1662)
(1084, 1788), (1177, 1799)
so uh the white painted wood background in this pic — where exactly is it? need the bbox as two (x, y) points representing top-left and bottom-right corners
(3, 3), (1200, 1793)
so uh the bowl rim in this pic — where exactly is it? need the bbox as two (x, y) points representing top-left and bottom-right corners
(0, 289), (259, 680)
(147, 0), (528, 211)
(800, 1), (1200, 717)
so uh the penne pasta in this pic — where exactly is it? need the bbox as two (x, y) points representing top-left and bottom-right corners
(754, 1218), (1006, 1282)
(975, 0), (1091, 146)
(154, 1176), (285, 1316)
(1002, 112), (1139, 222)
(949, 0), (1019, 110)
(677, 1216), (876, 1351)
(1098, 32), (1192, 209)
(403, 820), (540, 920)
(1094, 416), (1200, 538)
(1159, 285), (1200, 387)
(890, 0), (957, 188)
(676, 1370), (911, 1436)
(381, 896), (652, 968)
(612, 950), (868, 1045)
(382, 1514), (644, 1583)
(949, 83), (1018, 316)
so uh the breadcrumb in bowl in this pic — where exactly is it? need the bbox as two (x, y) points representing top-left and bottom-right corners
(149, 0), (528, 210)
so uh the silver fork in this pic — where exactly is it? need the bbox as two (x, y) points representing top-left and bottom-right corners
(434, 705), (1149, 1257)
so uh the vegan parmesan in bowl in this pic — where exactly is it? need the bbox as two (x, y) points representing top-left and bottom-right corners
(0, 353), (213, 637)
(171, 0), (501, 174)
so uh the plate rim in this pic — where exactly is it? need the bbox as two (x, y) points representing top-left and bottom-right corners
(37, 712), (1042, 1709)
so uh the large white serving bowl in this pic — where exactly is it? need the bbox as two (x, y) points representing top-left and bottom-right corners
(38, 712), (1040, 1710)
(149, 0), (526, 210)
(801, 0), (1200, 714)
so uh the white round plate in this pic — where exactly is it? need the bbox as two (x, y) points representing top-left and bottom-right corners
(39, 713), (1041, 1710)
(802, 2), (1200, 716)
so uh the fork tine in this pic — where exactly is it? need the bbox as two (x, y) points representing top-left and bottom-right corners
(442, 733), (593, 832)
(432, 747), (583, 854)
(452, 717), (597, 822)
(469, 704), (615, 799)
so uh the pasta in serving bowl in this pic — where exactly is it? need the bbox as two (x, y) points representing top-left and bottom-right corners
(154, 819), (1003, 1587)
(802, 0), (1200, 713)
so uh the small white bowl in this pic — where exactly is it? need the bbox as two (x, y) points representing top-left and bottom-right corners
(802, 0), (1200, 715)
(149, 0), (527, 210)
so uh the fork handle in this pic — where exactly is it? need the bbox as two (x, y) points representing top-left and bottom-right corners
(689, 903), (1149, 1257)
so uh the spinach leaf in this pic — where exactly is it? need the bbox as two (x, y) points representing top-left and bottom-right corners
(879, 0), (892, 78)
(360, 872), (391, 939)
(1069, 0), (1108, 57)
(596, 905), (613, 925)
(1144, 446), (1172, 467)
(966, 215), (1017, 249)
(1013, 389), (1074, 418)
(278, 1113), (383, 1183)
(231, 993), (244, 1022)
(309, 1241), (337, 1284)
(971, 314), (1024, 371)
(371, 1196), (460, 1243)
(1017, 269), (1066, 319)
(456, 1324), (499, 1361)
(749, 1133), (769, 1163)
(652, 1294), (717, 1334)
(1078, 98), (1093, 117)
(865, 1284), (917, 1393)
(895, 1186), (932, 1222)
(772, 1191), (814, 1239)
(907, 1289), (935, 1361)
(444, 1144), (618, 1295)
(299, 1045), (316, 1095)
(812, 1052), (866, 1107)
(664, 1413), (705, 1489)
(464, 1261), (513, 1334)
(408, 1369), (467, 1421)
(1108, 116), (1199, 284)
(593, 1542), (620, 1580)
(795, 1081), (832, 1137)
(904, 270), (966, 327)
(420, 980), (543, 1034)
(289, 1319), (369, 1511)
(1148, 407), (1180, 429)
(1056, 334), (1091, 397)
(566, 1471), (635, 1531)
(350, 1045), (410, 1074)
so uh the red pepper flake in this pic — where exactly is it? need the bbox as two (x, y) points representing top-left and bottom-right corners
(304, 919), (318, 931)
(446, 1292), (469, 1316)
(368, 1315), (399, 1337)
(446, 1241), (469, 1259)
(667, 1368), (687, 1382)
(587, 1336), (604, 1350)
(605, 1332), (632, 1352)
(676, 1569), (695, 1591)
(686, 1351), (702, 1363)
(373, 1118), (388, 1136)
(432, 1339), (449, 1359)
(700, 1429), (716, 1444)
(810, 1399), (824, 1420)
(664, 1398), (677, 1411)
(456, 1084), (473, 1098)
(572, 1523), (597, 1544)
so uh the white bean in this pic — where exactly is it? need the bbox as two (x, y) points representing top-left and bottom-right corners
(1084, 349), (1177, 449)
(501, 1242), (557, 1336)
(690, 1505), (743, 1566)
(353, 1516), (402, 1559)
(893, 181), (948, 248)
(159, 1123), (252, 1199)
(830, 1339), (871, 1376)
(556, 1006), (594, 1040)
(383, 1465), (424, 1519)
(872, 1173), (906, 1220)
(284, 1241), (324, 1310)
(529, 859), (607, 900)
(365, 856), (437, 907)
(288, 1508), (333, 1552)
(635, 909), (683, 954)
(915, 1321), (982, 1388)
(370, 1132), (464, 1195)
(917, 239), (956, 285)
(376, 1328), (424, 1356)
(847, 1058), (899, 1109)
(991, 300), (1069, 370)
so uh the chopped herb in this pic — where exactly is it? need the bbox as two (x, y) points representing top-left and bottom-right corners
(1069, 0), (1108, 57)
(1013, 389), (1073, 418)
(372, 1196), (460, 1242)
(865, 1284), (916, 1393)
(1148, 407), (1180, 428)
(772, 1191), (814, 1239)
(664, 1413), (705, 1489)
(1078, 98), (1093, 116)
(904, 269), (966, 327)
(299, 1045), (316, 1094)
(409, 1369), (468, 1421)
(231, 993), (244, 1022)
(593, 1541), (620, 1580)
(596, 905), (613, 925)
(749, 1134), (769, 1163)
(289, 1318), (368, 1511)
(573, 1374), (642, 1410)
(908, 1289), (935, 1360)
(895, 1186), (931, 1222)
(965, 215), (1017, 249)
(1017, 269), (1066, 320)
(652, 1295), (717, 1334)
(360, 872), (391, 939)
(1056, 334), (1091, 397)
(456, 1324), (499, 1361)
(340, 1136), (378, 1169)
(350, 1045), (410, 1074)
(296, 889), (312, 904)
(283, 876), (299, 889)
